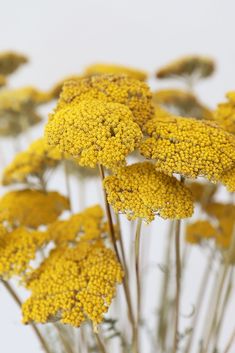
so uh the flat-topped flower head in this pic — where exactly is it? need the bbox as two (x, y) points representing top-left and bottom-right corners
(140, 115), (235, 181)
(0, 227), (48, 279)
(57, 74), (154, 127)
(0, 190), (69, 229)
(2, 138), (62, 186)
(185, 220), (217, 245)
(0, 51), (28, 76)
(103, 162), (193, 222)
(152, 89), (212, 120)
(22, 242), (123, 328)
(219, 166), (235, 192)
(45, 99), (143, 169)
(84, 63), (148, 81)
(47, 205), (106, 245)
(49, 75), (83, 100)
(156, 55), (215, 80)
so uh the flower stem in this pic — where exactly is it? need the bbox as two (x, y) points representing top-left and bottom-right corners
(98, 164), (136, 346)
(134, 218), (142, 353)
(223, 328), (235, 353)
(95, 333), (107, 353)
(173, 218), (182, 353)
(1, 280), (51, 353)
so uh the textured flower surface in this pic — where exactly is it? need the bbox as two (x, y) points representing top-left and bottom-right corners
(0, 227), (48, 279)
(22, 242), (123, 328)
(57, 74), (154, 127)
(219, 166), (235, 192)
(152, 89), (212, 120)
(84, 63), (147, 81)
(45, 99), (143, 169)
(213, 91), (235, 135)
(140, 115), (235, 181)
(103, 162), (193, 222)
(185, 220), (217, 244)
(186, 181), (217, 205)
(0, 190), (69, 228)
(0, 51), (28, 76)
(47, 205), (106, 245)
(2, 138), (62, 186)
(156, 55), (215, 80)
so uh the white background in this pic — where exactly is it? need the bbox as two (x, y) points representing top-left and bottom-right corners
(1, 0), (235, 352)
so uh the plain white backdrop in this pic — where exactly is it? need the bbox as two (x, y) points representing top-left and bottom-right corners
(1, 0), (235, 352)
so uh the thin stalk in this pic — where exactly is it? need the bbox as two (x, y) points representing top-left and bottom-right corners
(184, 252), (214, 353)
(223, 329), (235, 353)
(157, 220), (174, 351)
(135, 218), (142, 353)
(53, 324), (74, 353)
(64, 160), (73, 213)
(98, 164), (136, 344)
(115, 213), (129, 282)
(173, 218), (182, 353)
(1, 280), (51, 353)
(95, 333), (107, 353)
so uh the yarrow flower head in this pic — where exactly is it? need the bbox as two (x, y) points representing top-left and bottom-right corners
(0, 51), (28, 76)
(45, 99), (143, 169)
(22, 242), (123, 328)
(84, 63), (148, 81)
(0, 190), (69, 229)
(0, 226), (48, 279)
(140, 114), (235, 182)
(156, 55), (215, 80)
(56, 74), (154, 128)
(185, 220), (217, 245)
(213, 91), (235, 135)
(103, 162), (194, 223)
(152, 89), (212, 120)
(2, 138), (62, 186)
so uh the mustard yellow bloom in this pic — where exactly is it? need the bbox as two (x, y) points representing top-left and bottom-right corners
(45, 99), (143, 169)
(57, 74), (154, 127)
(219, 166), (235, 192)
(2, 138), (62, 186)
(103, 162), (193, 222)
(49, 75), (83, 99)
(152, 89), (212, 120)
(0, 227), (48, 279)
(84, 63), (148, 81)
(140, 115), (235, 181)
(213, 91), (235, 135)
(156, 55), (215, 80)
(47, 205), (106, 245)
(185, 220), (217, 245)
(0, 51), (28, 76)
(22, 242), (123, 327)
(0, 190), (69, 228)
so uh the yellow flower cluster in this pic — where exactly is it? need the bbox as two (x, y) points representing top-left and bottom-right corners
(185, 220), (217, 244)
(47, 205), (106, 245)
(0, 227), (48, 279)
(219, 166), (235, 192)
(22, 242), (123, 327)
(0, 51), (28, 76)
(103, 162), (193, 222)
(156, 55), (215, 80)
(152, 89), (212, 120)
(0, 190), (69, 228)
(2, 138), (62, 186)
(57, 74), (154, 127)
(49, 75), (83, 100)
(0, 87), (50, 136)
(84, 63), (148, 81)
(45, 99), (143, 169)
(213, 91), (235, 135)
(140, 115), (235, 181)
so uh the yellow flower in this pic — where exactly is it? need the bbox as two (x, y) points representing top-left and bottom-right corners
(0, 51), (28, 76)
(185, 220), (217, 245)
(156, 55), (215, 80)
(22, 243), (123, 327)
(2, 138), (62, 186)
(84, 63), (148, 81)
(47, 205), (106, 245)
(213, 91), (235, 135)
(49, 75), (83, 100)
(0, 227), (48, 279)
(103, 162), (193, 222)
(152, 89), (212, 120)
(0, 190), (69, 229)
(45, 99), (143, 169)
(57, 74), (154, 128)
(140, 114), (235, 181)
